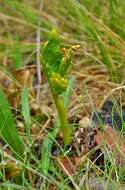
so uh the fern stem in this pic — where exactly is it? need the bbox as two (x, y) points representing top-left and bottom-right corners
(52, 92), (71, 146)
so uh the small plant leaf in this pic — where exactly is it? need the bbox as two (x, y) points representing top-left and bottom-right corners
(42, 30), (62, 75)
(0, 90), (24, 158)
(21, 86), (30, 126)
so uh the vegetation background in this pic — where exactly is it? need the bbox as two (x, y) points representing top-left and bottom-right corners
(0, 0), (125, 189)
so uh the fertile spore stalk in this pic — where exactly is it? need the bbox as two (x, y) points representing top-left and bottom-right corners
(41, 29), (79, 146)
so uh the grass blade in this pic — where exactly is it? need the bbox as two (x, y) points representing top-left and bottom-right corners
(0, 89), (24, 158)
(10, 37), (23, 71)
(21, 86), (30, 127)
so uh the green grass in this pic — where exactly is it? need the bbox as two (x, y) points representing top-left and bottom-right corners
(0, 0), (125, 189)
